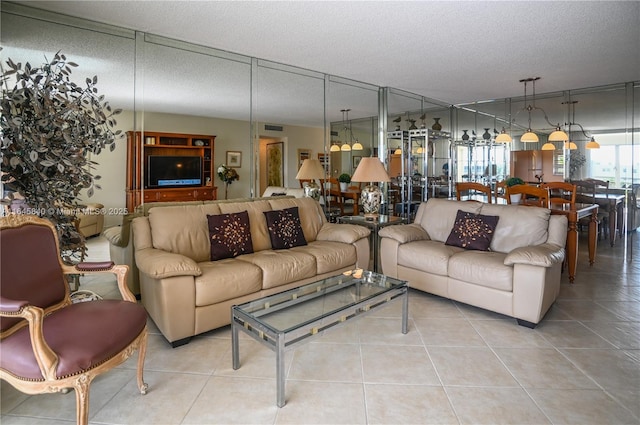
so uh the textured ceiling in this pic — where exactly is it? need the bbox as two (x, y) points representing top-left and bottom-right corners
(11, 0), (640, 106)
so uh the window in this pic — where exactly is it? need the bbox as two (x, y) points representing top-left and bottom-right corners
(587, 133), (639, 188)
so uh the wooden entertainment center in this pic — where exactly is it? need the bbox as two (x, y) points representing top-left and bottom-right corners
(126, 131), (217, 211)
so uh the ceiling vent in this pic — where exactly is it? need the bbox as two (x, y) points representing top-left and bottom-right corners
(264, 124), (283, 132)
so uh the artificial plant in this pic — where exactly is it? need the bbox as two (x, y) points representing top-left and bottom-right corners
(1, 52), (122, 263)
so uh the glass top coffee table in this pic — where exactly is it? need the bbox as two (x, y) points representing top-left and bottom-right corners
(231, 270), (408, 407)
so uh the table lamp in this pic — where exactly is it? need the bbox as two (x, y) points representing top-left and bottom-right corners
(350, 157), (390, 219)
(295, 159), (325, 200)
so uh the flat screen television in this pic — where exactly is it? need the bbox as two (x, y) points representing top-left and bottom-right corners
(147, 155), (202, 188)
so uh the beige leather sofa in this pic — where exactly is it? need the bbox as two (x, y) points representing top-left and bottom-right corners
(262, 186), (305, 198)
(104, 198), (276, 296)
(132, 197), (370, 346)
(379, 198), (567, 328)
(76, 203), (104, 237)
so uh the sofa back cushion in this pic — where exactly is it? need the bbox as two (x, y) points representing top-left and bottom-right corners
(269, 197), (325, 243)
(218, 200), (273, 252)
(415, 199), (482, 242)
(148, 204), (222, 262)
(480, 204), (550, 253)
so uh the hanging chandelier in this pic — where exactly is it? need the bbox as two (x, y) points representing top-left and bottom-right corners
(515, 77), (568, 144)
(334, 109), (363, 152)
(541, 100), (599, 150)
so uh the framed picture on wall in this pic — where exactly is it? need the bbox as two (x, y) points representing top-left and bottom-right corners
(266, 142), (284, 187)
(353, 155), (362, 169)
(297, 148), (311, 170)
(226, 151), (242, 168)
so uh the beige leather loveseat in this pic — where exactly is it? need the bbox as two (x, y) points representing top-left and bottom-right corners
(379, 198), (567, 328)
(132, 197), (370, 346)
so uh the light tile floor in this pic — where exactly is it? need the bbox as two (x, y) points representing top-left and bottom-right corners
(1, 231), (639, 424)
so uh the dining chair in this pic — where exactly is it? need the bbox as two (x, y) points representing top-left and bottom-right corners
(455, 181), (492, 203)
(506, 184), (550, 208)
(574, 179), (608, 239)
(0, 214), (149, 425)
(540, 182), (576, 208)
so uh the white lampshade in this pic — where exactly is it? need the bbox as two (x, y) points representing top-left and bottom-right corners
(564, 141), (578, 150)
(351, 157), (390, 218)
(351, 157), (390, 183)
(341, 143), (351, 152)
(495, 127), (512, 143)
(586, 137), (600, 149)
(521, 130), (539, 143)
(548, 127), (569, 142)
(351, 140), (364, 150)
(393, 148), (402, 155)
(295, 159), (324, 180)
(330, 144), (341, 152)
(541, 142), (556, 150)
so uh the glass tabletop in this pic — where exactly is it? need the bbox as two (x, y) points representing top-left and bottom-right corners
(234, 270), (406, 333)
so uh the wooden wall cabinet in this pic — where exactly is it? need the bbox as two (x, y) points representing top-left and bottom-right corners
(510, 150), (563, 184)
(126, 131), (217, 211)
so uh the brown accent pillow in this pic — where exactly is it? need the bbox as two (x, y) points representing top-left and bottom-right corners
(445, 209), (499, 251)
(207, 210), (254, 260)
(263, 206), (307, 250)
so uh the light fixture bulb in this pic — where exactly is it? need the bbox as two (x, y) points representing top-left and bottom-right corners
(330, 144), (340, 152)
(586, 137), (600, 149)
(564, 141), (578, 150)
(340, 143), (351, 152)
(394, 148), (402, 155)
(351, 140), (363, 151)
(548, 127), (569, 142)
(541, 142), (556, 151)
(521, 130), (539, 143)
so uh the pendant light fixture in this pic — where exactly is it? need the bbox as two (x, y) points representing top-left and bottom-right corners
(515, 77), (567, 144)
(495, 127), (512, 143)
(336, 109), (363, 152)
(542, 100), (598, 151)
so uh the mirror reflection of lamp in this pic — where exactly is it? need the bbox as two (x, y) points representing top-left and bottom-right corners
(295, 159), (325, 200)
(350, 157), (391, 220)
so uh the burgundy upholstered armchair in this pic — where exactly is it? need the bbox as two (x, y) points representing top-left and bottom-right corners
(0, 214), (149, 425)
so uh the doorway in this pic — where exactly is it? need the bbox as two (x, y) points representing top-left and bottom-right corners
(258, 136), (287, 196)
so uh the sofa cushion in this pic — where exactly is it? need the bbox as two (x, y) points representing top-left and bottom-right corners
(417, 199), (483, 243)
(269, 197), (325, 242)
(218, 200), (273, 252)
(195, 259), (263, 305)
(237, 250), (316, 289)
(148, 204), (222, 262)
(397, 240), (464, 276)
(448, 250), (512, 292)
(264, 206), (308, 249)
(479, 204), (550, 253)
(292, 240), (357, 274)
(207, 211), (254, 260)
(445, 209), (499, 251)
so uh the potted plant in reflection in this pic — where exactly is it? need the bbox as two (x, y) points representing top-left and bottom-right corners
(1, 51), (123, 263)
(338, 173), (351, 191)
(505, 177), (525, 203)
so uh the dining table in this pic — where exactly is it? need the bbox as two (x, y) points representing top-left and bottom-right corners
(547, 202), (599, 283)
(329, 187), (360, 216)
(575, 193), (625, 246)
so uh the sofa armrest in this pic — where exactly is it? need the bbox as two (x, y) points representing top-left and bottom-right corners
(316, 223), (370, 243)
(135, 247), (202, 279)
(378, 223), (430, 244)
(504, 243), (565, 267)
